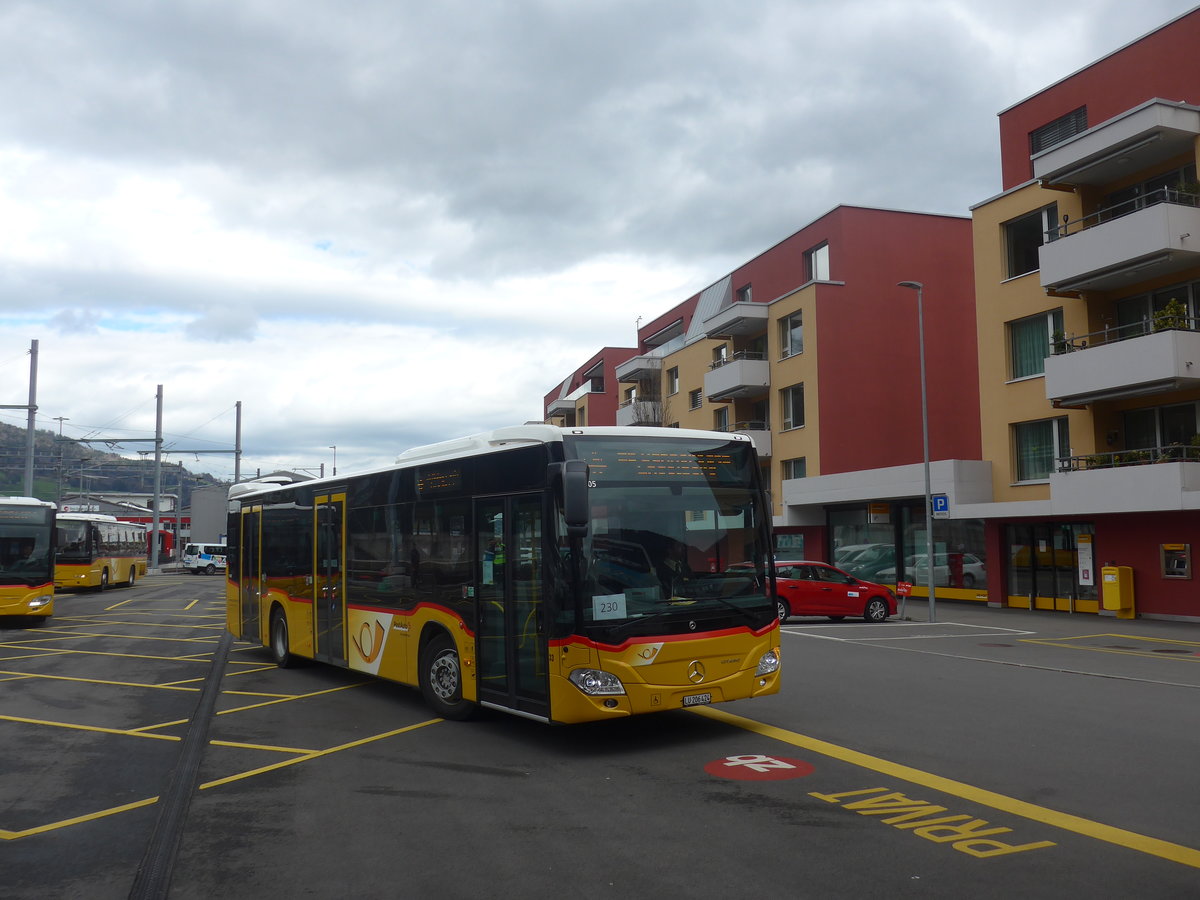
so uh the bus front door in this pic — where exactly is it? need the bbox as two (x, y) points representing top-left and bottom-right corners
(314, 494), (347, 664)
(476, 495), (548, 718)
(239, 508), (261, 641)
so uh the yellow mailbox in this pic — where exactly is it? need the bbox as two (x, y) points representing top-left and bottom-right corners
(1101, 566), (1135, 619)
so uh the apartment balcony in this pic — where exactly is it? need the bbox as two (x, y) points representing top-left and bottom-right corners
(615, 399), (662, 427)
(615, 354), (662, 384)
(704, 353), (770, 402)
(700, 302), (769, 338)
(1051, 451), (1200, 514)
(1034, 100), (1200, 189)
(1039, 196), (1200, 293)
(1044, 327), (1200, 406)
(546, 396), (576, 416)
(713, 422), (771, 459)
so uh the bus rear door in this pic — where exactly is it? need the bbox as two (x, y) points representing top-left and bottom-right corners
(314, 494), (346, 665)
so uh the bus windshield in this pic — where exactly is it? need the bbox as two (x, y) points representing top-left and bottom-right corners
(0, 504), (54, 585)
(56, 519), (91, 562)
(567, 435), (774, 637)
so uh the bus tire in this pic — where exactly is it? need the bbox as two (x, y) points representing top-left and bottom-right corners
(98, 569), (109, 592)
(270, 608), (296, 668)
(420, 632), (474, 721)
(127, 566), (136, 587)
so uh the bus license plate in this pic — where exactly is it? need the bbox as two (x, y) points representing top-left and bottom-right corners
(682, 692), (712, 707)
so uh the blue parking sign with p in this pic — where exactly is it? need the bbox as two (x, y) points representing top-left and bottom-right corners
(932, 494), (949, 518)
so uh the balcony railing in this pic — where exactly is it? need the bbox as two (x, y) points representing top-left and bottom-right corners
(1047, 187), (1200, 240)
(1058, 445), (1200, 472)
(1053, 316), (1199, 355)
(709, 350), (766, 370)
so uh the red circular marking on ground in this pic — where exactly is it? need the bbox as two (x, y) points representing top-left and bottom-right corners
(705, 755), (815, 781)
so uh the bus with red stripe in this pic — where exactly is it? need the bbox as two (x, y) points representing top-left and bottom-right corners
(226, 425), (780, 724)
(0, 496), (56, 619)
(54, 513), (148, 591)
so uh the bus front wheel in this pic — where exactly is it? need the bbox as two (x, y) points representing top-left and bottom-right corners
(98, 569), (109, 592)
(127, 567), (136, 587)
(420, 633), (474, 721)
(270, 609), (296, 668)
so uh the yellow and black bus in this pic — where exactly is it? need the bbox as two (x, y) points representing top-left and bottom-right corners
(226, 424), (781, 724)
(0, 496), (56, 619)
(54, 513), (148, 591)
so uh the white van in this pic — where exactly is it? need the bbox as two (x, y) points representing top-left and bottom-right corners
(182, 543), (227, 575)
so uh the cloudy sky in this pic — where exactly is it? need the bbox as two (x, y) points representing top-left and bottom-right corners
(1, 0), (1197, 482)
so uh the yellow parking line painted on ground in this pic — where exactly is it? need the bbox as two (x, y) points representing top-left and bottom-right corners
(210, 739), (318, 755)
(1022, 633), (1200, 662)
(0, 650), (73, 662)
(216, 681), (367, 716)
(0, 669), (201, 692)
(199, 718), (442, 790)
(695, 706), (1200, 870)
(0, 713), (181, 742)
(1, 796), (161, 840)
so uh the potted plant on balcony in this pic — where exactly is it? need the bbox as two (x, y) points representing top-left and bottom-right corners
(1152, 298), (1189, 332)
(1051, 329), (1067, 354)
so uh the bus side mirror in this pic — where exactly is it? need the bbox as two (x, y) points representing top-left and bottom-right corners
(556, 460), (590, 539)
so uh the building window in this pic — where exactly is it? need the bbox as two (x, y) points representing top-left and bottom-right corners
(712, 344), (728, 366)
(737, 284), (753, 303)
(1004, 204), (1058, 278)
(779, 311), (803, 359)
(667, 367), (680, 395)
(1116, 280), (1199, 340)
(713, 406), (729, 431)
(781, 383), (805, 431)
(782, 457), (807, 480)
(806, 243), (830, 282)
(1029, 107), (1087, 155)
(1123, 402), (1199, 452)
(1008, 309), (1064, 379)
(1014, 417), (1069, 482)
(622, 386), (637, 403)
(688, 389), (702, 410)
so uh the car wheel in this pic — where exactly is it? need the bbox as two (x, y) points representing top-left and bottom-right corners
(205, 563), (216, 576)
(864, 597), (889, 623)
(962, 573), (976, 588)
(775, 597), (789, 624)
(270, 608), (296, 668)
(420, 633), (475, 720)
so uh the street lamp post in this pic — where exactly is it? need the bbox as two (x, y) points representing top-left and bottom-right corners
(898, 280), (936, 624)
(329, 445), (337, 477)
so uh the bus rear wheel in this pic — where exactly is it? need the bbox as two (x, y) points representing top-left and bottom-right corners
(270, 609), (296, 668)
(420, 633), (474, 720)
(127, 567), (136, 587)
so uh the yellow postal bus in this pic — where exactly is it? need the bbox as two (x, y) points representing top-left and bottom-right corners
(0, 496), (56, 619)
(226, 425), (781, 724)
(55, 513), (148, 590)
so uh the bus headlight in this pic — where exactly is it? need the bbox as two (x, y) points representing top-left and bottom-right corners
(28, 595), (52, 610)
(569, 668), (626, 696)
(756, 650), (780, 675)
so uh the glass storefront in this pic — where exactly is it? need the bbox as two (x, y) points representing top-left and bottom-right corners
(1005, 522), (1097, 612)
(828, 502), (987, 598)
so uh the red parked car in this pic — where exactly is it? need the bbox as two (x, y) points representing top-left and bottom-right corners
(755, 560), (897, 624)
